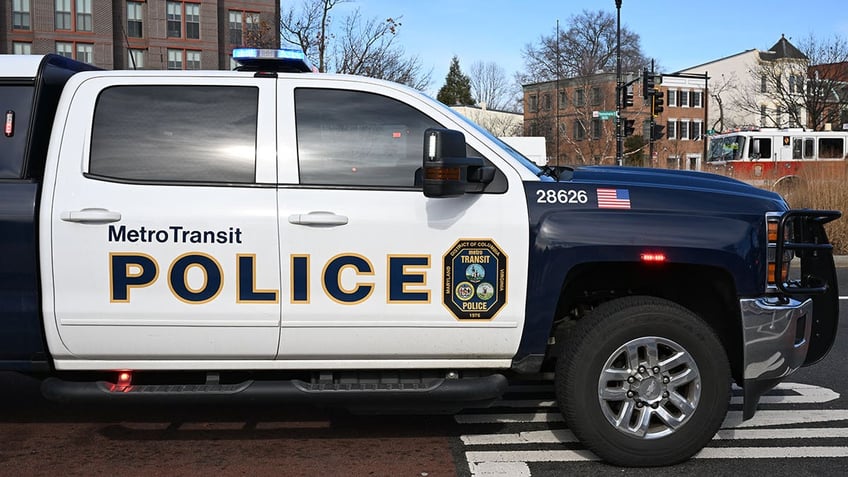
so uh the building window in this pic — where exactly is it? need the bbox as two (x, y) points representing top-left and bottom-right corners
(529, 95), (537, 112)
(166, 2), (200, 39)
(573, 120), (585, 141)
(127, 2), (143, 38)
(55, 42), (73, 58)
(592, 119), (601, 139)
(761, 75), (767, 93)
(13, 42), (32, 55)
(167, 2), (181, 38)
(558, 91), (567, 107)
(56, 42), (92, 62)
(679, 121), (689, 140)
(167, 49), (182, 70)
(185, 3), (200, 39)
(667, 90), (677, 107)
(13, 0), (31, 30)
(76, 0), (92, 32)
(186, 50), (201, 70)
(229, 10), (260, 46)
(691, 91), (702, 108)
(667, 120), (676, 140)
(789, 74), (804, 94)
(679, 91), (689, 107)
(166, 49), (200, 70)
(128, 49), (145, 69)
(55, 0), (72, 30)
(229, 11), (243, 45)
(590, 87), (601, 106)
(574, 89), (585, 107)
(543, 93), (551, 110)
(788, 105), (800, 128)
(76, 43), (93, 63)
(691, 121), (702, 140)
(55, 0), (91, 32)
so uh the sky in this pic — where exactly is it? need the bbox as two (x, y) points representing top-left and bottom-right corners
(323, 0), (848, 95)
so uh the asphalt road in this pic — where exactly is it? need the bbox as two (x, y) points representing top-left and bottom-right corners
(1, 268), (846, 477)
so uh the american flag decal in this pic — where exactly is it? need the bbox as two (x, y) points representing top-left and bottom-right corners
(597, 188), (631, 209)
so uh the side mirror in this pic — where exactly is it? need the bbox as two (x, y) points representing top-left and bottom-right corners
(422, 128), (493, 198)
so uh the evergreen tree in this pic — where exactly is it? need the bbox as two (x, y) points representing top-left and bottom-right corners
(437, 56), (475, 106)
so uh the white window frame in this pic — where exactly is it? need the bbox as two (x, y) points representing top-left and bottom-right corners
(679, 90), (689, 108)
(128, 49), (145, 69)
(75, 43), (93, 63)
(76, 0), (92, 32)
(13, 0), (31, 30)
(56, 41), (73, 58)
(667, 89), (677, 107)
(13, 42), (32, 55)
(679, 120), (689, 141)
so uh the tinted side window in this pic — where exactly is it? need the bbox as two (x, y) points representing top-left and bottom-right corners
(90, 85), (258, 183)
(819, 137), (844, 159)
(295, 88), (441, 188)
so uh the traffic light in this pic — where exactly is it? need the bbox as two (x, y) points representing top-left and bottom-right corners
(652, 91), (665, 116)
(651, 123), (665, 140)
(642, 68), (654, 99)
(623, 118), (636, 137)
(622, 85), (634, 108)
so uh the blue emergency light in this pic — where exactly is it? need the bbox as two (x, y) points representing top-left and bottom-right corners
(232, 48), (314, 73)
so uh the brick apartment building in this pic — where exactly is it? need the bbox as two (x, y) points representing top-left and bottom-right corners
(2, 0), (279, 70)
(523, 72), (708, 170)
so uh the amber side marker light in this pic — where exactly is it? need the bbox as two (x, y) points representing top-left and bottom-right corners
(424, 167), (461, 181)
(766, 219), (791, 285)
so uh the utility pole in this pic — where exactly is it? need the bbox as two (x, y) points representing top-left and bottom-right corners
(615, 0), (622, 166)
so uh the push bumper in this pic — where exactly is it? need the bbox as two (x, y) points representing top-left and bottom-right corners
(740, 296), (813, 419)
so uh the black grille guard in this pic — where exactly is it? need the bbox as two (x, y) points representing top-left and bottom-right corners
(774, 209), (841, 295)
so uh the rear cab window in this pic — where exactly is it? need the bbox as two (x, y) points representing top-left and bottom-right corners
(89, 85), (259, 184)
(0, 84), (35, 179)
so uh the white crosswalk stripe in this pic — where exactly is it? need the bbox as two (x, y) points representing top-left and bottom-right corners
(456, 382), (847, 475)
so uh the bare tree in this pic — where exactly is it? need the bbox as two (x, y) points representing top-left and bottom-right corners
(468, 61), (518, 111)
(280, 0), (342, 72)
(735, 34), (848, 130)
(519, 9), (650, 84)
(708, 72), (740, 132)
(280, 0), (430, 89)
(801, 34), (848, 130)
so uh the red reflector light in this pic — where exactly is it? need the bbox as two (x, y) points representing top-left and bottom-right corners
(4, 110), (13, 137)
(640, 252), (666, 263)
(117, 371), (132, 387)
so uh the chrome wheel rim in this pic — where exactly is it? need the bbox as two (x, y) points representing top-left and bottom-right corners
(597, 336), (701, 439)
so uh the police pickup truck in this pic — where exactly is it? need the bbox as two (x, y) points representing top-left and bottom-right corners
(0, 50), (841, 467)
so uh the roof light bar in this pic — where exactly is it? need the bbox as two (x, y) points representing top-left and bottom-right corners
(232, 48), (314, 73)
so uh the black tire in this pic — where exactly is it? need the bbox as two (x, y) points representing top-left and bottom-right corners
(555, 296), (730, 467)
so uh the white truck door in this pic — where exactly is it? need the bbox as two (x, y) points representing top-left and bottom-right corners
(274, 81), (529, 365)
(42, 76), (281, 362)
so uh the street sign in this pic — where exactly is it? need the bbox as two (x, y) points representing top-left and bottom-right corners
(594, 111), (617, 120)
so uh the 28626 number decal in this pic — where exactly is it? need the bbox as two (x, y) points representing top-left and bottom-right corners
(536, 189), (588, 204)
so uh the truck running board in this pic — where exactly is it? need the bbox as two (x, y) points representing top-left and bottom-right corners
(40, 373), (508, 412)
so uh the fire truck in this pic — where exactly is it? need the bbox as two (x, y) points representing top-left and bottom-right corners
(705, 128), (848, 191)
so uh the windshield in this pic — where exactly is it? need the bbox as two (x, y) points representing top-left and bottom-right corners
(707, 135), (745, 162)
(431, 99), (544, 176)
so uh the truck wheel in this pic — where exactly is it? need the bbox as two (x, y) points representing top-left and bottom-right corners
(555, 296), (730, 467)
